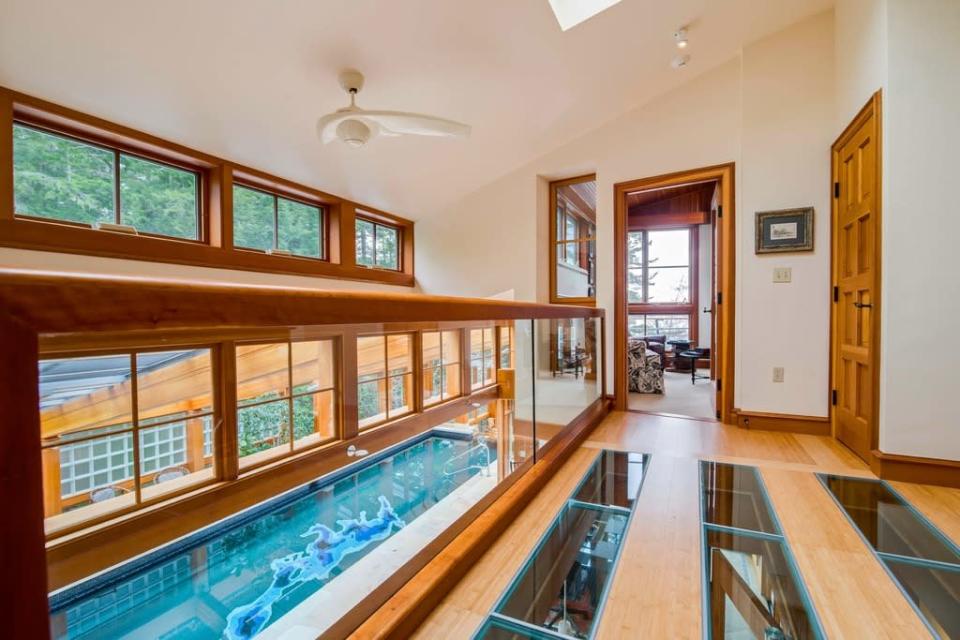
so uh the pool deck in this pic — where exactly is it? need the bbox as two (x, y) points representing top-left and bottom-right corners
(412, 411), (960, 639)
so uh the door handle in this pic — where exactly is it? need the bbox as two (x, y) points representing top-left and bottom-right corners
(853, 302), (873, 309)
(702, 307), (713, 314)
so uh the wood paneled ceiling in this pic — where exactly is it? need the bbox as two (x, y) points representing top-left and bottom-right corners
(628, 180), (717, 227)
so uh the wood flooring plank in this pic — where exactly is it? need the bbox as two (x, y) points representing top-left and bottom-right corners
(761, 468), (930, 639)
(890, 481), (960, 547)
(594, 455), (702, 639)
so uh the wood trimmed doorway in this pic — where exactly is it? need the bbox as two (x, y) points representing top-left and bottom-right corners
(830, 91), (882, 462)
(614, 163), (736, 423)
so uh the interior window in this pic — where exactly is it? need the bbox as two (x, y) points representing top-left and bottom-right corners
(356, 217), (400, 270)
(551, 176), (596, 302)
(38, 349), (215, 528)
(233, 185), (324, 259)
(422, 330), (461, 406)
(13, 123), (199, 240)
(357, 334), (413, 428)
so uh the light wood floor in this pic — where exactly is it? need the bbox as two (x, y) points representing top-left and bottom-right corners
(412, 411), (960, 639)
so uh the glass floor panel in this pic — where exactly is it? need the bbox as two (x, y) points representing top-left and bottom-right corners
(476, 450), (649, 640)
(821, 475), (960, 565)
(701, 461), (779, 535)
(573, 451), (644, 510)
(495, 504), (628, 638)
(475, 615), (566, 639)
(704, 529), (821, 639)
(884, 558), (960, 639)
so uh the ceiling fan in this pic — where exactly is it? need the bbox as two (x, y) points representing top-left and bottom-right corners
(317, 70), (471, 147)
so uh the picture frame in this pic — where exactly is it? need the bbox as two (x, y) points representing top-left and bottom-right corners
(755, 207), (814, 254)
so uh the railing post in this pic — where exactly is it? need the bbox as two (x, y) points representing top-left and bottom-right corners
(0, 310), (50, 639)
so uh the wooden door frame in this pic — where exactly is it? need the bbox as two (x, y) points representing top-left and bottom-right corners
(830, 91), (882, 454)
(613, 163), (736, 423)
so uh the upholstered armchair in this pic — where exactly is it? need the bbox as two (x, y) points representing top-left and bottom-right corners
(628, 338), (665, 394)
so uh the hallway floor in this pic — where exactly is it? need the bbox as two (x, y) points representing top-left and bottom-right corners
(413, 411), (960, 639)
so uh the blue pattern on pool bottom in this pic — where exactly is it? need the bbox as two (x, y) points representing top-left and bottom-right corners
(52, 436), (492, 640)
(225, 495), (404, 640)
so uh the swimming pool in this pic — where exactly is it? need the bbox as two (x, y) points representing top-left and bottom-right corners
(50, 431), (494, 640)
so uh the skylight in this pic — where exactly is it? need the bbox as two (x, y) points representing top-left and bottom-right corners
(547, 0), (622, 31)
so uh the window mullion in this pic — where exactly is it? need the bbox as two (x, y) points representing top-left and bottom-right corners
(129, 353), (142, 505)
(287, 340), (295, 452)
(273, 195), (279, 251)
(114, 150), (121, 225)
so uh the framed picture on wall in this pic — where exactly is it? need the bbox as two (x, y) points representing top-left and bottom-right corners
(755, 207), (814, 254)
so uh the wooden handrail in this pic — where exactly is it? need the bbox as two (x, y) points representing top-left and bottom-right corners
(0, 269), (603, 334)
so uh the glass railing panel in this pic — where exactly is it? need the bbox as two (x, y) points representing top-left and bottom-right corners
(533, 317), (601, 455)
(704, 528), (821, 639)
(701, 461), (778, 535)
(821, 475), (960, 564)
(512, 319), (536, 464)
(573, 450), (644, 510)
(883, 558), (960, 638)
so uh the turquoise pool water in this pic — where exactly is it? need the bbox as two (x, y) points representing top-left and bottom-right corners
(51, 434), (493, 639)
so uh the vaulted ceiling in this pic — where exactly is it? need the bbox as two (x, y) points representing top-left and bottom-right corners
(0, 0), (832, 219)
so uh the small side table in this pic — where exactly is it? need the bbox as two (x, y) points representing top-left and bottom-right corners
(678, 349), (710, 384)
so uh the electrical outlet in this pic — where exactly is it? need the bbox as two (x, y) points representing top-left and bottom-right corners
(773, 367), (785, 383)
(773, 267), (792, 283)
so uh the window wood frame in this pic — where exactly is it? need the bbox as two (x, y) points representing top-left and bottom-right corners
(626, 225), (699, 346)
(356, 331), (416, 431)
(231, 181), (329, 261)
(355, 211), (405, 272)
(549, 174), (596, 306)
(0, 86), (414, 286)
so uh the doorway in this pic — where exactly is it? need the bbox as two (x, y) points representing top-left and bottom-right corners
(614, 164), (735, 422)
(831, 92), (882, 462)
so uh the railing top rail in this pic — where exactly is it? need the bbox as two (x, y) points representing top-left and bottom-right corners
(0, 268), (602, 333)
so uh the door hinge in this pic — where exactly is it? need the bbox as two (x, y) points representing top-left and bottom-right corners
(717, 205), (723, 218)
(833, 285), (839, 303)
(717, 378), (722, 392)
(717, 292), (723, 305)
(831, 389), (838, 406)
(834, 182), (840, 199)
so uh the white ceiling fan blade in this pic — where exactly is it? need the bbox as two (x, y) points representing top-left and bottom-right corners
(316, 108), (362, 144)
(362, 111), (471, 138)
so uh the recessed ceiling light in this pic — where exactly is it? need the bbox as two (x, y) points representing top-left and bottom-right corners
(671, 55), (691, 69)
(547, 0), (623, 31)
(674, 28), (689, 49)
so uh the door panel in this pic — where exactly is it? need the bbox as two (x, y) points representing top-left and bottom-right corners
(832, 93), (881, 462)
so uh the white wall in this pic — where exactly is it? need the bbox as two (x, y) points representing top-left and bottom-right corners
(0, 248), (419, 294)
(738, 11), (835, 416)
(834, 0), (887, 128)
(877, 0), (960, 460)
(418, 11), (835, 419)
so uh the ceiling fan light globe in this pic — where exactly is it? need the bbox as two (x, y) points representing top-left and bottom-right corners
(337, 119), (371, 147)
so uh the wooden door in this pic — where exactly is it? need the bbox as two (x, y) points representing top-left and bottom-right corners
(832, 93), (882, 462)
(712, 196), (722, 417)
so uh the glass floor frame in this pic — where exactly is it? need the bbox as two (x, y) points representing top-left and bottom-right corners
(699, 461), (826, 640)
(818, 474), (960, 639)
(473, 450), (650, 640)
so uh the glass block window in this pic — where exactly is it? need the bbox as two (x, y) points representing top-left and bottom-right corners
(58, 434), (134, 498)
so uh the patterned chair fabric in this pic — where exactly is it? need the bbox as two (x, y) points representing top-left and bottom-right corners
(628, 339), (665, 394)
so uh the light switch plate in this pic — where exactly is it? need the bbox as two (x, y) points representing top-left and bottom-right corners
(773, 367), (785, 383)
(773, 267), (792, 283)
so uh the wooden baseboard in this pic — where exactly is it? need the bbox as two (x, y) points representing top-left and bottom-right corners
(870, 450), (960, 488)
(733, 410), (830, 436)
(349, 396), (613, 639)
